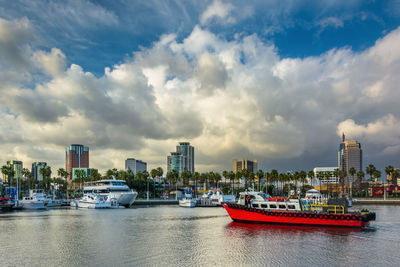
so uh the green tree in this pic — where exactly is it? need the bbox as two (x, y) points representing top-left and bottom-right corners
(1, 165), (14, 186)
(366, 164), (376, 180)
(373, 170), (381, 183)
(89, 168), (102, 181)
(256, 170), (264, 192)
(166, 170), (179, 199)
(356, 170), (365, 196)
(385, 165), (394, 184)
(181, 170), (192, 187)
(241, 169), (249, 189)
(192, 172), (200, 197)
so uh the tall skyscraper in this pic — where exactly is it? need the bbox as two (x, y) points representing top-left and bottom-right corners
(338, 133), (362, 185)
(167, 142), (194, 174)
(232, 158), (258, 173)
(32, 162), (47, 182)
(66, 144), (89, 182)
(125, 158), (147, 174)
(5, 160), (23, 183)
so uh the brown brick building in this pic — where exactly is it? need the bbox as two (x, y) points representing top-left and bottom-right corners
(65, 144), (89, 183)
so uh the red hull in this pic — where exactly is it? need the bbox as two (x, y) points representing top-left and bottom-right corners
(223, 204), (372, 228)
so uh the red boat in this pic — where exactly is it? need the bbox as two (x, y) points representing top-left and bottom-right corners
(222, 192), (376, 228)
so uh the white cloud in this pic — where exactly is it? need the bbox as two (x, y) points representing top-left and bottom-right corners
(2, 16), (400, 173)
(200, 0), (235, 25)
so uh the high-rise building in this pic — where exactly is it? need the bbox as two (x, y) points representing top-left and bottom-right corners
(65, 144), (89, 183)
(167, 142), (194, 174)
(125, 158), (147, 174)
(312, 167), (338, 186)
(338, 133), (362, 185)
(233, 158), (258, 173)
(32, 162), (47, 182)
(4, 160), (23, 183)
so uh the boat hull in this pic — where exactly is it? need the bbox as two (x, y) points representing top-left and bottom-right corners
(20, 201), (47, 210)
(179, 199), (196, 208)
(222, 204), (374, 228)
(77, 201), (111, 209)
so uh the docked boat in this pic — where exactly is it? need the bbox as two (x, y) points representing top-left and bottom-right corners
(0, 198), (14, 211)
(200, 189), (236, 206)
(222, 191), (376, 228)
(83, 179), (138, 207)
(20, 189), (48, 210)
(179, 189), (196, 208)
(46, 196), (62, 208)
(71, 193), (111, 209)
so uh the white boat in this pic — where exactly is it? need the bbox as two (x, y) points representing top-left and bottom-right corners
(46, 196), (62, 207)
(83, 179), (137, 207)
(179, 189), (196, 208)
(201, 189), (236, 206)
(83, 179), (138, 207)
(179, 198), (196, 208)
(20, 189), (48, 210)
(72, 193), (111, 209)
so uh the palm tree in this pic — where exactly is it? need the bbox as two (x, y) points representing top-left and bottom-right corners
(348, 167), (356, 198)
(228, 171), (235, 193)
(316, 171), (323, 193)
(234, 171), (241, 191)
(200, 172), (208, 190)
(181, 170), (192, 187)
(74, 169), (86, 190)
(241, 169), (249, 189)
(166, 170), (179, 199)
(385, 165), (394, 185)
(324, 171), (332, 197)
(248, 172), (255, 190)
(157, 167), (164, 195)
(256, 170), (264, 192)
(1, 165), (14, 187)
(192, 172), (200, 197)
(373, 170), (381, 183)
(307, 170), (314, 187)
(366, 164), (376, 181)
(356, 171), (365, 196)
(214, 172), (222, 188)
(89, 168), (101, 181)
(269, 169), (279, 192)
(299, 171), (307, 195)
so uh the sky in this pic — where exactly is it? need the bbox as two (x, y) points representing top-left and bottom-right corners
(1, 0), (400, 175)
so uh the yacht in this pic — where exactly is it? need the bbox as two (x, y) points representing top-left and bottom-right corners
(71, 193), (111, 209)
(20, 189), (48, 210)
(179, 189), (196, 208)
(83, 179), (137, 207)
(201, 189), (236, 206)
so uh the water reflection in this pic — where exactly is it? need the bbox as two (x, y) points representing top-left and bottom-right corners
(226, 221), (366, 235)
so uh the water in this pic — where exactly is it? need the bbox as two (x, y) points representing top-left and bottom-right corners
(0, 205), (399, 266)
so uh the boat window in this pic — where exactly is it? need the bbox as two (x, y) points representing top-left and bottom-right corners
(261, 204), (268, 208)
(279, 205), (286, 209)
(269, 204), (277, 209)
(288, 205), (296, 209)
(252, 204), (259, 208)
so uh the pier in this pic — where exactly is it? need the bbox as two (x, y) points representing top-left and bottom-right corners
(353, 199), (400, 205)
(132, 199), (178, 205)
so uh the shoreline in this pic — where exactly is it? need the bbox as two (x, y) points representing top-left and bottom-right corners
(353, 199), (400, 205)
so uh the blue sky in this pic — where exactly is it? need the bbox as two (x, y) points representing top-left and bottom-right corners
(1, 0), (400, 174)
(3, 0), (400, 75)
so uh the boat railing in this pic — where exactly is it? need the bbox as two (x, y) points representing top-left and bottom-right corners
(302, 204), (345, 214)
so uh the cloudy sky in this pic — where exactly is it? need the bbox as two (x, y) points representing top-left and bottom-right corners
(1, 0), (400, 174)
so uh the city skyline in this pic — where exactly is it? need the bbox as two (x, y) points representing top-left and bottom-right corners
(1, 1), (400, 173)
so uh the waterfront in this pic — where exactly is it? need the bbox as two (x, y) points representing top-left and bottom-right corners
(0, 205), (399, 266)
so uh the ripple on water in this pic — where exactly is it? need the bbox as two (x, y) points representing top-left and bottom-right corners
(0, 205), (400, 266)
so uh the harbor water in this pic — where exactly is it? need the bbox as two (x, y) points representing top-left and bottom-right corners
(0, 205), (399, 266)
